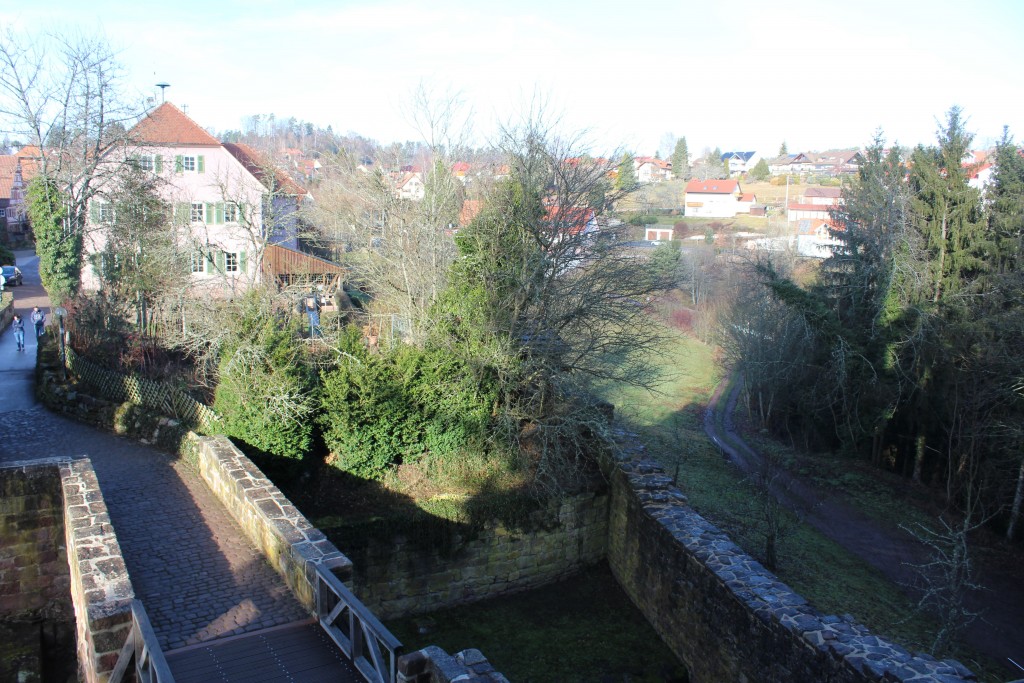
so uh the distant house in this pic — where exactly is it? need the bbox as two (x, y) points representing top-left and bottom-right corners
(796, 218), (842, 258)
(684, 179), (742, 218)
(768, 153), (812, 175)
(395, 172), (425, 200)
(806, 149), (863, 176)
(737, 192), (757, 214)
(966, 162), (994, 192)
(451, 161), (471, 184)
(802, 187), (843, 205)
(0, 156), (29, 239)
(721, 151), (760, 177)
(635, 157), (673, 183)
(81, 102), (315, 294)
(645, 225), (673, 242)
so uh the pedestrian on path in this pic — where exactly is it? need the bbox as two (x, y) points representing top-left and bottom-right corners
(31, 306), (45, 337)
(11, 314), (25, 351)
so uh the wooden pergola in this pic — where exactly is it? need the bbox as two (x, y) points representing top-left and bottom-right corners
(262, 244), (346, 290)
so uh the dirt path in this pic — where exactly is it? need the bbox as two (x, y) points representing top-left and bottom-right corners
(703, 374), (1024, 674)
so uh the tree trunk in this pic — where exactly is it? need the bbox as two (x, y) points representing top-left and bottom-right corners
(1008, 456), (1024, 540)
(913, 433), (926, 483)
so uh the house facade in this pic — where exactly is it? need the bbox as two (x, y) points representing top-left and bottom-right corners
(0, 156), (28, 239)
(82, 102), (311, 294)
(684, 179), (742, 218)
(721, 151), (760, 177)
(635, 157), (673, 183)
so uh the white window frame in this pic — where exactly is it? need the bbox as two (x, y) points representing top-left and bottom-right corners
(224, 252), (239, 273)
(190, 202), (204, 222)
(138, 154), (155, 172)
(191, 252), (205, 273)
(182, 155), (196, 172)
(224, 202), (238, 223)
(99, 203), (115, 223)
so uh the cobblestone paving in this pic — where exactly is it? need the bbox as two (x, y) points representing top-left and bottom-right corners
(0, 406), (308, 651)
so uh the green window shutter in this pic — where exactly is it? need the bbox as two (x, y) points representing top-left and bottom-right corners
(89, 202), (99, 222)
(155, 155), (163, 173)
(206, 252), (215, 271)
(175, 155), (183, 173)
(239, 250), (247, 273)
(216, 203), (225, 224)
(176, 202), (189, 223)
(216, 251), (225, 272)
(206, 203), (215, 223)
(197, 156), (205, 173)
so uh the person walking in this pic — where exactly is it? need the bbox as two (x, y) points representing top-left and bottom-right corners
(30, 306), (45, 337)
(11, 314), (25, 351)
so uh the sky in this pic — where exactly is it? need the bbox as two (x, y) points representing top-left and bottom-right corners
(4, 0), (1024, 158)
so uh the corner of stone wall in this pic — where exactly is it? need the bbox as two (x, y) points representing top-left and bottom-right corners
(606, 433), (976, 683)
(192, 435), (353, 613)
(58, 457), (135, 683)
(398, 646), (509, 683)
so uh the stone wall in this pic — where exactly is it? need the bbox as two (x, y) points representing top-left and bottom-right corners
(606, 439), (975, 683)
(0, 459), (70, 621)
(348, 492), (608, 620)
(60, 457), (135, 683)
(1, 457), (135, 683)
(190, 435), (353, 612)
(398, 646), (509, 682)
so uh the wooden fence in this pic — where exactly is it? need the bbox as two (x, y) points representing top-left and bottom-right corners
(65, 347), (220, 431)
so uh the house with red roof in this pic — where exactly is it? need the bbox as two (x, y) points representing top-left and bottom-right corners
(684, 179), (742, 217)
(635, 157), (673, 183)
(82, 102), (315, 294)
(966, 162), (994, 192)
(787, 186), (844, 222)
(0, 156), (29, 239)
(737, 192), (757, 214)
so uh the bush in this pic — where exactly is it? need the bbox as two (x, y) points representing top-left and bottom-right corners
(626, 213), (658, 226)
(0, 243), (15, 266)
(318, 329), (496, 479)
(213, 295), (315, 461)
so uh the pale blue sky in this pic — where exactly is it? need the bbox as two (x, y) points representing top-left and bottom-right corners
(4, 0), (1023, 156)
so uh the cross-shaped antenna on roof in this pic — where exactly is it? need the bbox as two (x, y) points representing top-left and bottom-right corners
(156, 83), (170, 102)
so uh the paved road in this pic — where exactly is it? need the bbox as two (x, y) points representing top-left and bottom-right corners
(0, 251), (308, 652)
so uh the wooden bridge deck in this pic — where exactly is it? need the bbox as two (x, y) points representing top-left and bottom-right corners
(165, 620), (360, 682)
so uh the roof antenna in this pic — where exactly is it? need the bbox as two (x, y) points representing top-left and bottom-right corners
(156, 83), (170, 102)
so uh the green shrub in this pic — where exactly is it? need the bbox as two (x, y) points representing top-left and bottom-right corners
(318, 329), (496, 479)
(213, 296), (315, 461)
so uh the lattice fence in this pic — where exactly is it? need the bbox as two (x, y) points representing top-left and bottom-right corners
(65, 347), (220, 431)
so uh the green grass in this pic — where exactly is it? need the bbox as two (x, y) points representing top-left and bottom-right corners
(387, 562), (688, 683)
(590, 320), (1008, 682)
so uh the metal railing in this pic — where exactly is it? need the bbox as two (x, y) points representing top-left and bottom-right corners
(314, 565), (403, 683)
(109, 600), (175, 683)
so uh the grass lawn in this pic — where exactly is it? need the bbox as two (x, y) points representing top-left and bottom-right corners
(387, 562), (688, 683)
(591, 320), (1007, 682)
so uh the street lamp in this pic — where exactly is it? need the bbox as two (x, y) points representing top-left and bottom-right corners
(54, 307), (67, 381)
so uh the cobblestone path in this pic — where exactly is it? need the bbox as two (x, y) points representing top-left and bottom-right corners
(0, 407), (308, 651)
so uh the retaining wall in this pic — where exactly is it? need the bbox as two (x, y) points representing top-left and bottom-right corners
(347, 491), (608, 620)
(606, 437), (975, 683)
(1, 457), (135, 683)
(190, 435), (354, 612)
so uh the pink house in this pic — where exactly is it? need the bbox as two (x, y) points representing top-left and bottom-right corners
(83, 103), (312, 294)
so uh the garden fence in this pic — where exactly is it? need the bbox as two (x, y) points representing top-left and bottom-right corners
(64, 347), (220, 431)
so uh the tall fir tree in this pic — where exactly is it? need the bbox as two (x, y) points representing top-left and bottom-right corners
(671, 137), (690, 181)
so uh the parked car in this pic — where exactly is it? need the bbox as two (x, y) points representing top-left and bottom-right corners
(1, 265), (22, 286)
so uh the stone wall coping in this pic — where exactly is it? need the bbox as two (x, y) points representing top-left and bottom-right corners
(609, 434), (975, 682)
(192, 435), (353, 610)
(398, 646), (510, 683)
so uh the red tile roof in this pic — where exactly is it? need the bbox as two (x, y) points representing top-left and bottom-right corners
(739, 193), (755, 202)
(129, 102), (221, 147)
(459, 199), (483, 226)
(223, 143), (308, 196)
(0, 157), (18, 197)
(14, 145), (41, 180)
(803, 187), (842, 198)
(685, 179), (739, 194)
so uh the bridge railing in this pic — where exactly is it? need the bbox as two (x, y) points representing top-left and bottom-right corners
(314, 565), (403, 683)
(110, 600), (176, 683)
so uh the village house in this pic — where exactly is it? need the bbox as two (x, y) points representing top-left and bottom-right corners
(0, 156), (28, 239)
(684, 178), (742, 218)
(787, 186), (844, 222)
(721, 151), (760, 177)
(634, 156), (673, 183)
(796, 218), (843, 258)
(82, 102), (320, 294)
(768, 153), (812, 176)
